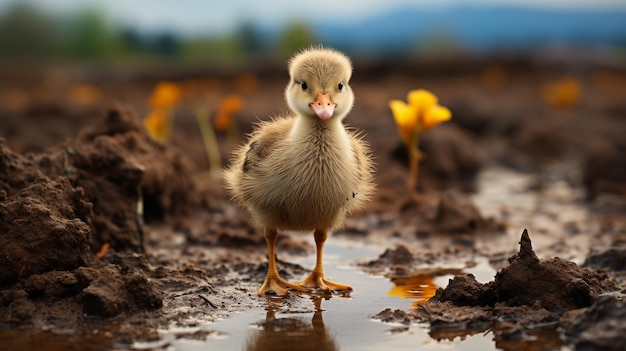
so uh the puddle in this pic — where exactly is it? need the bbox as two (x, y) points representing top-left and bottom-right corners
(148, 243), (502, 351)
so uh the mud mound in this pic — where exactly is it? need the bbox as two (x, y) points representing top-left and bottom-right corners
(36, 106), (200, 252)
(396, 229), (620, 348)
(406, 230), (615, 334)
(0, 140), (92, 286)
(433, 229), (604, 312)
(1, 104), (200, 323)
(37, 134), (145, 252)
(76, 106), (200, 220)
(494, 230), (602, 311)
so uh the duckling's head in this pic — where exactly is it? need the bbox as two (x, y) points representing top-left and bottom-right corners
(285, 46), (354, 122)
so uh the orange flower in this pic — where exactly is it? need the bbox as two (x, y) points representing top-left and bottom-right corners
(143, 109), (169, 141)
(214, 94), (243, 131)
(149, 81), (181, 109)
(389, 89), (451, 148)
(542, 76), (582, 109)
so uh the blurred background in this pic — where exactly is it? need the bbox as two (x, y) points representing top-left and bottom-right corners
(1, 0), (624, 64)
(0, 0), (625, 181)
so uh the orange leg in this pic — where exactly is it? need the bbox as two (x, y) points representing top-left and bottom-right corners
(258, 228), (304, 296)
(297, 229), (353, 292)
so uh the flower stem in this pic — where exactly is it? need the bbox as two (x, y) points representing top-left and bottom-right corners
(408, 130), (423, 192)
(194, 105), (221, 179)
(408, 147), (422, 192)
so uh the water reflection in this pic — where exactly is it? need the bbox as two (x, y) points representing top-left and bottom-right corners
(244, 296), (338, 351)
(206, 254), (506, 351)
(387, 268), (463, 307)
(429, 327), (490, 341)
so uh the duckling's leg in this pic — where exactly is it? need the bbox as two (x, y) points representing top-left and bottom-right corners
(258, 228), (305, 296)
(297, 229), (353, 292)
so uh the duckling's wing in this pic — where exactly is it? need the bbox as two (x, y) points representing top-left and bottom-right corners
(241, 117), (294, 174)
(243, 138), (273, 173)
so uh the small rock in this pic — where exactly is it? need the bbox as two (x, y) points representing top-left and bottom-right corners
(372, 308), (411, 325)
(123, 272), (163, 310)
(81, 275), (128, 318)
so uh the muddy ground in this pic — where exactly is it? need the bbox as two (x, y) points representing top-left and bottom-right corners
(1, 55), (626, 350)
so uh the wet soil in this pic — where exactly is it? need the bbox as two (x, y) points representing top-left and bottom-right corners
(1, 55), (626, 350)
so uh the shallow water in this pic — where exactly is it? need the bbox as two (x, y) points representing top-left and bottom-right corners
(145, 243), (504, 351)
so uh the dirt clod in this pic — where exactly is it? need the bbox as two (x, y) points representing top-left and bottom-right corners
(433, 274), (495, 307)
(24, 271), (79, 298)
(79, 265), (162, 318)
(565, 296), (626, 351)
(372, 308), (411, 325)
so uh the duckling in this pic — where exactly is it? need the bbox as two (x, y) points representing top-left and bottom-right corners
(224, 46), (374, 296)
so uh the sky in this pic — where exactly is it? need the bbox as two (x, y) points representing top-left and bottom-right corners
(2, 0), (626, 35)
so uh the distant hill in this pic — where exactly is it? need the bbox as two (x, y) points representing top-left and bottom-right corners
(312, 6), (626, 52)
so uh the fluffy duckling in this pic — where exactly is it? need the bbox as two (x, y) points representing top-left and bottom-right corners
(224, 46), (374, 296)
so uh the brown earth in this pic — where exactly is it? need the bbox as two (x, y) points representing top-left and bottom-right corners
(1, 56), (626, 350)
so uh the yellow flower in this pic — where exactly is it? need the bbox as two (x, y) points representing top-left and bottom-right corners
(214, 94), (244, 131)
(149, 81), (181, 109)
(389, 100), (417, 148)
(143, 109), (169, 141)
(389, 89), (451, 147)
(389, 89), (451, 192)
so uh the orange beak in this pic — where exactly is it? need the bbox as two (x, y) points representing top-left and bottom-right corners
(309, 92), (336, 121)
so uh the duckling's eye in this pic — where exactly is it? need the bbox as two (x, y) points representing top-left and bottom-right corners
(300, 81), (308, 91)
(338, 82), (344, 91)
